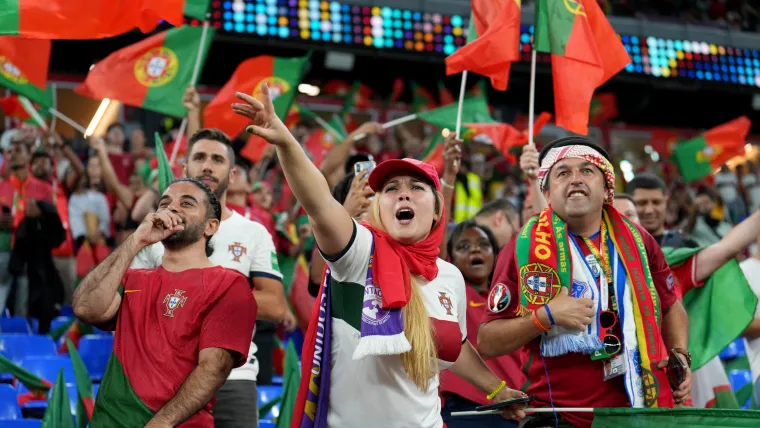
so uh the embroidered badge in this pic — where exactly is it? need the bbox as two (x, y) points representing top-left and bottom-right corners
(571, 281), (589, 299)
(519, 263), (561, 306)
(228, 242), (247, 262)
(642, 367), (660, 408)
(666, 274), (675, 291)
(162, 289), (187, 318)
(488, 283), (511, 313)
(438, 292), (454, 316)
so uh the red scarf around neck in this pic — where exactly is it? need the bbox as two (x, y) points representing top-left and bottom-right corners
(361, 213), (444, 309)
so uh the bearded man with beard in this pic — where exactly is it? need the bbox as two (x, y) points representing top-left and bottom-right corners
(73, 178), (257, 427)
(131, 129), (288, 427)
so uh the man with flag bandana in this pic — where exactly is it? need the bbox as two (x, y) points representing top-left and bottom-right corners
(73, 178), (257, 427)
(130, 128), (288, 427)
(479, 137), (690, 428)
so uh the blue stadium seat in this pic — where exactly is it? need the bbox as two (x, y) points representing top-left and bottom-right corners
(28, 319), (38, 334)
(0, 335), (57, 383)
(719, 339), (747, 360)
(0, 318), (32, 334)
(17, 356), (75, 389)
(271, 376), (283, 385)
(77, 335), (113, 381)
(258, 385), (282, 420)
(0, 420), (42, 427)
(728, 369), (752, 393)
(0, 383), (21, 419)
(59, 306), (75, 318)
(259, 421), (276, 428)
(49, 316), (73, 333)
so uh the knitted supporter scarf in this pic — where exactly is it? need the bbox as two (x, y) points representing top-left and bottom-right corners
(515, 205), (672, 408)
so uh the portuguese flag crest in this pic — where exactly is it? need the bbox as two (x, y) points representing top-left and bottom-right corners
(75, 26), (214, 118)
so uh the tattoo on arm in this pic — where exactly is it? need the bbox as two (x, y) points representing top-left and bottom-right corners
(149, 348), (235, 426)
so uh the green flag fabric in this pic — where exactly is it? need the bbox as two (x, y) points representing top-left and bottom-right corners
(276, 340), (301, 428)
(0, 354), (52, 392)
(41, 369), (74, 428)
(416, 95), (496, 130)
(670, 137), (715, 183)
(66, 338), (95, 428)
(155, 132), (175, 194)
(184, 0), (212, 20)
(298, 105), (347, 141)
(662, 246), (757, 370)
(592, 408), (760, 427)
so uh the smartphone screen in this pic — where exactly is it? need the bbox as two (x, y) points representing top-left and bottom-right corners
(354, 160), (376, 176)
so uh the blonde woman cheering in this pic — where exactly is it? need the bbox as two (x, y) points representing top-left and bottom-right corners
(232, 85), (526, 428)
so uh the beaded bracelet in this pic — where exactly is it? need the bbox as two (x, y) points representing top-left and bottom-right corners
(486, 380), (507, 401)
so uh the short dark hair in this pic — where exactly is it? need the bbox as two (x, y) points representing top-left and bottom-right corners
(476, 199), (519, 224)
(615, 193), (635, 204)
(106, 122), (125, 134)
(188, 128), (236, 166)
(446, 220), (500, 269)
(9, 140), (30, 153)
(30, 151), (51, 164)
(167, 177), (222, 257)
(626, 172), (667, 195)
(538, 136), (611, 191)
(332, 172), (355, 205)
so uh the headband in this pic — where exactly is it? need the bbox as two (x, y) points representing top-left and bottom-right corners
(538, 145), (616, 204)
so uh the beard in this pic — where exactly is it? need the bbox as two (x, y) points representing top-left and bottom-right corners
(162, 219), (205, 250)
(194, 173), (229, 198)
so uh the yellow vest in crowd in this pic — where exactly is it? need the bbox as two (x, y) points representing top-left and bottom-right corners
(454, 172), (483, 223)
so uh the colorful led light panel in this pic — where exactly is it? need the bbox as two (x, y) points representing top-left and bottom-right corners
(518, 25), (760, 87)
(213, 0), (467, 54)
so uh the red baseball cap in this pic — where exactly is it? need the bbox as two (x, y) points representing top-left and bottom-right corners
(368, 158), (441, 193)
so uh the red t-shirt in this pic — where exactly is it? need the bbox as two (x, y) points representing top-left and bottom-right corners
(669, 255), (702, 298)
(110, 266), (256, 426)
(482, 223), (677, 428)
(108, 152), (135, 185)
(439, 284), (525, 405)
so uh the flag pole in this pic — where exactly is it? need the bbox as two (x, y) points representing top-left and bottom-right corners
(50, 84), (58, 131)
(527, 47), (537, 146)
(48, 108), (87, 135)
(455, 71), (468, 140)
(19, 97), (48, 131)
(451, 407), (594, 417)
(351, 112), (418, 141)
(170, 19), (211, 165)
(3, 89), (9, 130)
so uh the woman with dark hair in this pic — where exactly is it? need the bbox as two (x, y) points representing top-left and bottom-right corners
(440, 220), (525, 427)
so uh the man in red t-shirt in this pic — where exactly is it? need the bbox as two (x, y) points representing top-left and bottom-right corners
(479, 138), (691, 428)
(73, 178), (257, 427)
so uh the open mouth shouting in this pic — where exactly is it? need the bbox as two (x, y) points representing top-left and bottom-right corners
(567, 188), (588, 200)
(395, 207), (415, 225)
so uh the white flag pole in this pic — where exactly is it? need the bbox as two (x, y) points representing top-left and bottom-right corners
(48, 108), (87, 135)
(351, 113), (418, 141)
(451, 407), (594, 417)
(527, 48), (537, 147)
(170, 19), (211, 165)
(455, 71), (468, 140)
(50, 83), (58, 131)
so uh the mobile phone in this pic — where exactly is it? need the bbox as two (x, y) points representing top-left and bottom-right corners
(354, 160), (376, 176)
(667, 349), (686, 389)
(475, 395), (535, 412)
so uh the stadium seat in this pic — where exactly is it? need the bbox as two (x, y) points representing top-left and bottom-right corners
(18, 356), (76, 388)
(271, 376), (283, 385)
(0, 420), (42, 427)
(719, 339), (747, 360)
(0, 335), (58, 383)
(77, 335), (113, 381)
(0, 318), (32, 334)
(0, 383), (21, 419)
(59, 306), (75, 318)
(28, 319), (38, 334)
(259, 421), (276, 428)
(49, 316), (73, 333)
(258, 385), (282, 420)
(728, 369), (752, 393)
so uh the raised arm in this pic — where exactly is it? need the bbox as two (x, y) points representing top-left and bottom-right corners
(695, 209), (760, 282)
(145, 347), (234, 427)
(519, 144), (546, 215)
(232, 86), (353, 257)
(72, 210), (184, 325)
(88, 137), (135, 209)
(439, 135), (462, 259)
(183, 85), (202, 138)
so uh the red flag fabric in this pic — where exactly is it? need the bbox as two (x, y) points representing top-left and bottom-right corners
(0, 36), (50, 88)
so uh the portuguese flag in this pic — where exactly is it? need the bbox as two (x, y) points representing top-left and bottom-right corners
(590, 408), (760, 427)
(184, 0), (212, 21)
(0, 36), (52, 107)
(534, 0), (630, 135)
(671, 116), (752, 183)
(445, 0), (521, 90)
(66, 339), (95, 428)
(0, 354), (52, 405)
(276, 340), (301, 428)
(465, 112), (552, 160)
(155, 132), (175, 194)
(410, 81), (437, 113)
(0, 0), (185, 39)
(416, 95), (496, 129)
(75, 26), (215, 118)
(204, 55), (309, 140)
(420, 132), (445, 174)
(42, 369), (74, 428)
(1, 94), (50, 128)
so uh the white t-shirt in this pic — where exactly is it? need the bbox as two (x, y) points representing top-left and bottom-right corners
(740, 258), (760, 385)
(714, 171), (739, 203)
(324, 221), (467, 428)
(131, 211), (282, 381)
(742, 174), (760, 211)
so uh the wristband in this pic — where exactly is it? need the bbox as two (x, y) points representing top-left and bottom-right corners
(531, 310), (550, 333)
(544, 304), (556, 326)
(440, 179), (455, 190)
(486, 380), (507, 401)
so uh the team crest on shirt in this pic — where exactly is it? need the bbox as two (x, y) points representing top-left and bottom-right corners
(666, 274), (675, 290)
(162, 289), (187, 317)
(519, 263), (561, 306)
(488, 283), (511, 313)
(228, 242), (247, 262)
(438, 292), (454, 316)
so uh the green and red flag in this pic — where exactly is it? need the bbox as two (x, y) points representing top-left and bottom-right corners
(0, 94), (50, 128)
(0, 0), (185, 39)
(0, 36), (52, 107)
(75, 26), (215, 118)
(288, 254), (314, 330)
(203, 55), (309, 163)
(534, 0), (630, 135)
(591, 408), (760, 427)
(671, 116), (751, 183)
(155, 132), (175, 194)
(341, 81), (373, 114)
(389, 77), (404, 104)
(416, 95), (496, 130)
(297, 105), (347, 141)
(0, 354), (52, 405)
(437, 81), (455, 105)
(420, 132), (445, 174)
(184, 0), (212, 20)
(445, 0), (521, 90)
(590, 93), (618, 125)
(41, 369), (74, 428)
(65, 339), (95, 428)
(464, 112), (552, 159)
(410, 82), (437, 113)
(276, 340), (301, 428)
(57, 320), (94, 354)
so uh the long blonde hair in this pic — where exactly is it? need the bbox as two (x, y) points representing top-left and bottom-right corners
(366, 187), (443, 391)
